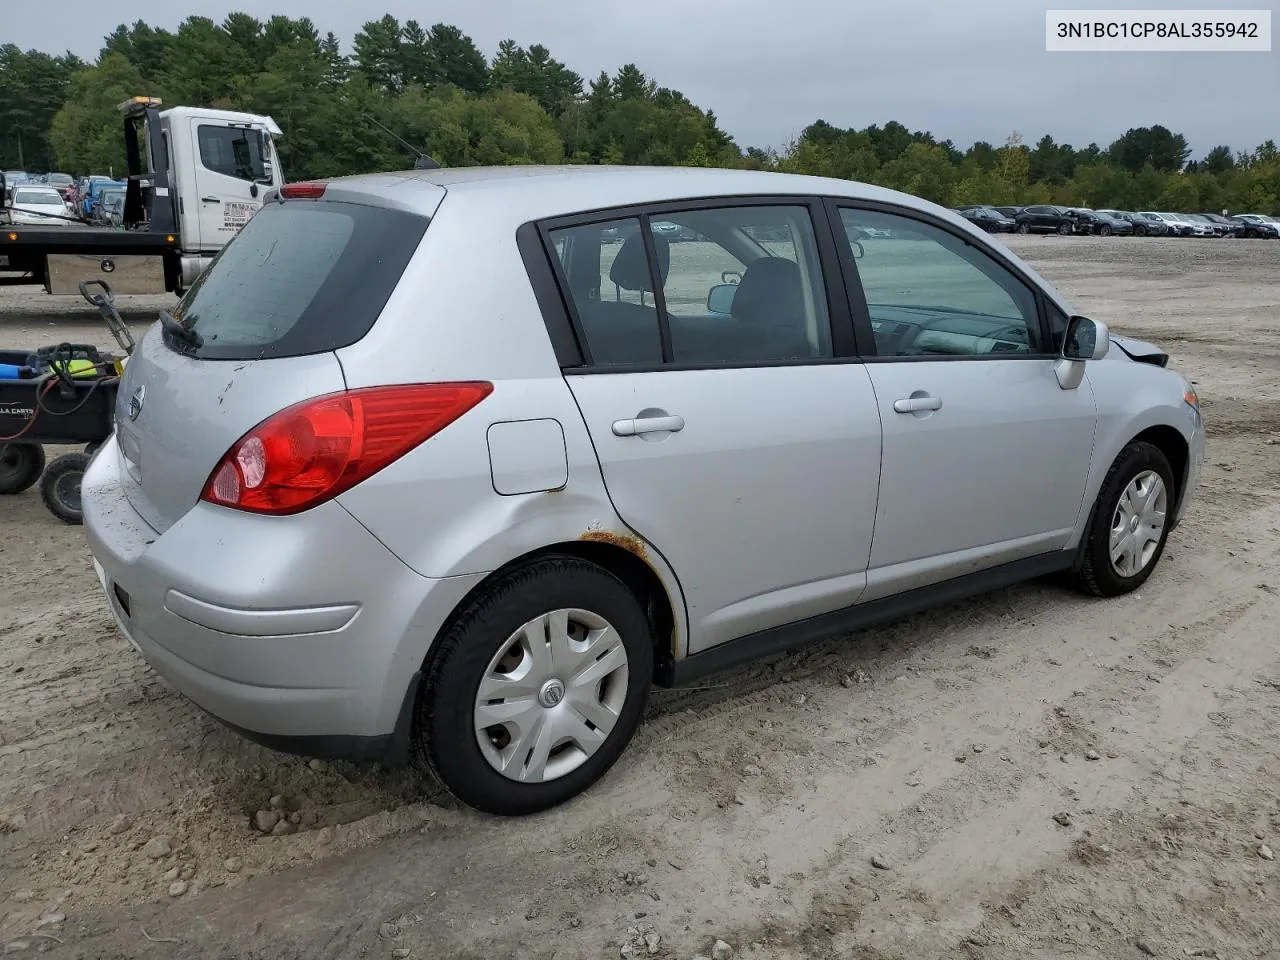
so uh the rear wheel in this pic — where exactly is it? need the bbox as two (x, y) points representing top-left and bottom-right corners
(0, 443), (45, 495)
(415, 556), (654, 815)
(1073, 441), (1175, 598)
(1018, 222), (1030, 234)
(1099, 225), (1112, 237)
(39, 452), (89, 524)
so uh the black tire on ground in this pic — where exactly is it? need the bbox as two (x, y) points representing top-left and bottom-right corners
(0, 443), (45, 495)
(1073, 441), (1176, 598)
(414, 556), (654, 816)
(39, 452), (90, 524)
(1058, 222), (1072, 235)
(1099, 225), (1112, 236)
(1018, 222), (1030, 234)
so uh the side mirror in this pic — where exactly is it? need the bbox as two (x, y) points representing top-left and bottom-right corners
(707, 283), (737, 315)
(1055, 315), (1109, 390)
(1063, 315), (1109, 361)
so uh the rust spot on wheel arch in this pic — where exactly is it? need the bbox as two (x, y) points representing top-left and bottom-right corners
(578, 529), (648, 560)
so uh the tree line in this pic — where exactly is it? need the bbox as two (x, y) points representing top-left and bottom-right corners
(1, 14), (1276, 214)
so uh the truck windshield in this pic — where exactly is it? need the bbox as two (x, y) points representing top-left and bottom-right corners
(169, 199), (428, 360)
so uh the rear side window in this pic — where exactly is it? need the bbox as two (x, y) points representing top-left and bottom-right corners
(173, 200), (427, 360)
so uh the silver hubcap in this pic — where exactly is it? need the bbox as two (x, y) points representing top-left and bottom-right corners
(1109, 470), (1167, 578)
(474, 609), (629, 784)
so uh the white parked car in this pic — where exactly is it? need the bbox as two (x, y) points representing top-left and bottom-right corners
(5, 185), (73, 226)
(83, 167), (1205, 814)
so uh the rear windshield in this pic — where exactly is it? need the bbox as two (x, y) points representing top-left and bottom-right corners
(171, 199), (428, 360)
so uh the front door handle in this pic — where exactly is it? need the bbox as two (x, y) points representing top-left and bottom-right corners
(612, 415), (686, 437)
(893, 396), (943, 414)
(200, 196), (219, 204)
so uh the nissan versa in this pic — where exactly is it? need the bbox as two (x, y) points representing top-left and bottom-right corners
(83, 167), (1204, 815)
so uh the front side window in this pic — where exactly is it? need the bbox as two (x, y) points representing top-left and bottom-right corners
(838, 208), (1043, 359)
(197, 125), (267, 182)
(548, 204), (832, 367)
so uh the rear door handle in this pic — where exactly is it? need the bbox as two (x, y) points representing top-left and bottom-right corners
(612, 415), (686, 437)
(893, 396), (943, 414)
(200, 196), (219, 204)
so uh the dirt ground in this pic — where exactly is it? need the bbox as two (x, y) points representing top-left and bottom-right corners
(1, 235), (1279, 960)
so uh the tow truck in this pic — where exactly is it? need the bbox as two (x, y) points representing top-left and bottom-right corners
(1, 97), (283, 295)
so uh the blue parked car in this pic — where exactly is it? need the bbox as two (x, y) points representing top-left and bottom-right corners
(80, 179), (127, 218)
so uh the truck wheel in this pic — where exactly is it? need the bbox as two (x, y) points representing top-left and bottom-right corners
(0, 443), (45, 495)
(40, 452), (90, 524)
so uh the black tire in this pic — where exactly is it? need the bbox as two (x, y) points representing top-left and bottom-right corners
(414, 556), (654, 815)
(39, 452), (90, 524)
(1073, 441), (1176, 598)
(1058, 221), (1072, 235)
(1134, 225), (1146, 237)
(1017, 222), (1030, 234)
(0, 443), (45, 495)
(1099, 225), (1112, 237)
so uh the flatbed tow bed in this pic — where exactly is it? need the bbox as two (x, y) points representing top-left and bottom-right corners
(0, 224), (182, 294)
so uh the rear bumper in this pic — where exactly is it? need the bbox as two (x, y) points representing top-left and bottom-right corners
(82, 436), (486, 761)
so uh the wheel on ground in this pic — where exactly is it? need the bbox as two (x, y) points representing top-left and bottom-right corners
(414, 556), (654, 815)
(1099, 225), (1112, 237)
(1073, 441), (1176, 597)
(1058, 222), (1072, 235)
(39, 452), (90, 524)
(1135, 225), (1146, 236)
(1017, 222), (1030, 234)
(0, 443), (45, 495)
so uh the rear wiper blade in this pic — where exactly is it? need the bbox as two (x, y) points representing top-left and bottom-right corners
(159, 308), (204, 349)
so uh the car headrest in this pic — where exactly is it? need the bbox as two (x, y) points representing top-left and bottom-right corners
(731, 256), (804, 325)
(609, 231), (670, 293)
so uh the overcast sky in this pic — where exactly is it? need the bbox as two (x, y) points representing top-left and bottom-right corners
(7, 0), (1278, 156)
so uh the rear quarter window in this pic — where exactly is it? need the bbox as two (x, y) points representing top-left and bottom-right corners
(173, 199), (428, 360)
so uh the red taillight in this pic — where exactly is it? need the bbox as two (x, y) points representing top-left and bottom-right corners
(279, 182), (327, 199)
(200, 383), (493, 515)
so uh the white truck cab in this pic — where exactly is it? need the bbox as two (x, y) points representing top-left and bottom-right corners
(157, 105), (285, 287)
(3, 97), (285, 296)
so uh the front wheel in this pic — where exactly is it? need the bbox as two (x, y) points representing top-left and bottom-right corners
(1135, 225), (1147, 237)
(1073, 441), (1175, 597)
(1058, 222), (1072, 235)
(414, 556), (654, 815)
(1099, 225), (1112, 237)
(1017, 222), (1030, 234)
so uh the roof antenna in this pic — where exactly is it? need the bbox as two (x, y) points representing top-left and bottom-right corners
(364, 114), (440, 169)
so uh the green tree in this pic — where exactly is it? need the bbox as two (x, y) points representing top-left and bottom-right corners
(0, 45), (83, 171)
(425, 24), (489, 93)
(49, 53), (154, 174)
(353, 14), (404, 93)
(490, 40), (583, 115)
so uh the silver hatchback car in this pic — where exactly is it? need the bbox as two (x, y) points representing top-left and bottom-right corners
(83, 167), (1204, 815)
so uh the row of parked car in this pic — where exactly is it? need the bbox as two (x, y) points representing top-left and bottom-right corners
(1, 170), (128, 227)
(955, 204), (1280, 239)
